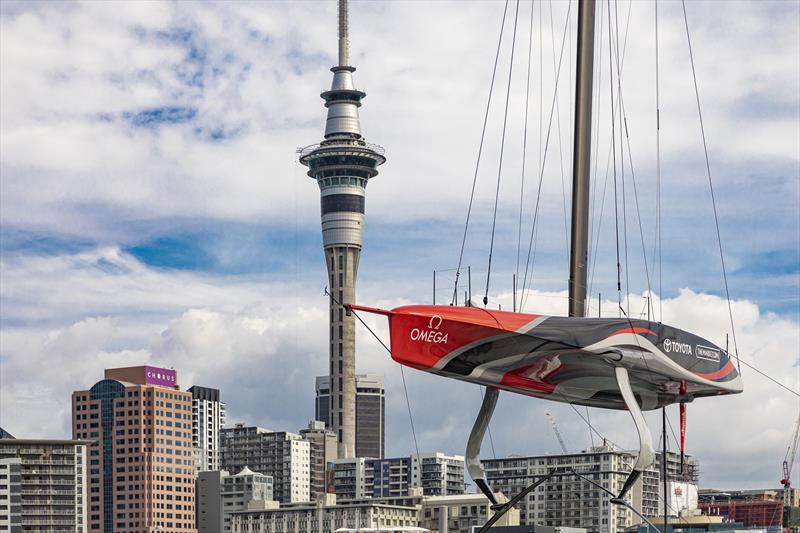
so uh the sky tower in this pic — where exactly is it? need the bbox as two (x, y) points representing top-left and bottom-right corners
(299, 0), (386, 458)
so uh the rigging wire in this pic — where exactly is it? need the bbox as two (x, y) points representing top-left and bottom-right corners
(612, 0), (631, 317)
(345, 304), (421, 458)
(452, 0), (510, 306)
(606, 0), (623, 317)
(587, 0), (605, 283)
(736, 360), (800, 398)
(519, 0), (574, 312)
(515, 0), (537, 307)
(547, 0), (572, 272)
(552, 387), (623, 451)
(680, 0), (741, 368)
(619, 90), (655, 313)
(586, 0), (633, 309)
(485, 0), (521, 306)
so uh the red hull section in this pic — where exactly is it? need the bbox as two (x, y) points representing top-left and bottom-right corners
(384, 305), (540, 370)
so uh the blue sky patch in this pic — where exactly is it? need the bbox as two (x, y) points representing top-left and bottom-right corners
(127, 106), (197, 127)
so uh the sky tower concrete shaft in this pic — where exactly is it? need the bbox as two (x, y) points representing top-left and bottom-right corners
(299, 0), (386, 458)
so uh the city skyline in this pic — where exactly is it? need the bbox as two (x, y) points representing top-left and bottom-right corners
(0, 0), (798, 493)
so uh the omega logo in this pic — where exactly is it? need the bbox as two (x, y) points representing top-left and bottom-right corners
(410, 315), (449, 344)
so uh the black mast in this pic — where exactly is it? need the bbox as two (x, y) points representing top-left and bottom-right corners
(568, 0), (596, 318)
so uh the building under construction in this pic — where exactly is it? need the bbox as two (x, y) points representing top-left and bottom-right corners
(699, 488), (799, 530)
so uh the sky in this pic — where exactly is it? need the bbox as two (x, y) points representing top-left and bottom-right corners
(0, 0), (798, 491)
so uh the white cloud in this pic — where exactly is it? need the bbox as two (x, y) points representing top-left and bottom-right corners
(0, 1), (797, 233)
(1, 248), (797, 489)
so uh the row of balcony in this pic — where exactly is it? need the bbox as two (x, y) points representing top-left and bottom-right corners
(20, 518), (77, 526)
(21, 459), (76, 465)
(21, 499), (76, 506)
(19, 479), (76, 486)
(21, 489), (76, 495)
(17, 508), (75, 516)
(23, 468), (76, 475)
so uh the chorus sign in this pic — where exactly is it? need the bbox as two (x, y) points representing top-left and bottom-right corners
(145, 366), (177, 387)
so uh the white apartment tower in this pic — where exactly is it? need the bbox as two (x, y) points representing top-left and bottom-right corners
(411, 453), (466, 496)
(189, 385), (226, 473)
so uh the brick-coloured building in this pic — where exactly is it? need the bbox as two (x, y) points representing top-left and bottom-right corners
(72, 365), (196, 533)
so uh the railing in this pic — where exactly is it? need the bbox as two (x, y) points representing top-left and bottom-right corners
(20, 518), (76, 526)
(21, 499), (75, 506)
(23, 468), (75, 475)
(21, 489), (75, 495)
(19, 479), (75, 486)
(298, 142), (386, 159)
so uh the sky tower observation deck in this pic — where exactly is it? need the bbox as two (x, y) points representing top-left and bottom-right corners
(299, 0), (386, 459)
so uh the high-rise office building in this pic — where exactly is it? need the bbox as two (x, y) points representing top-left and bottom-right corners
(72, 365), (196, 533)
(220, 424), (310, 503)
(299, 420), (338, 500)
(188, 385), (225, 473)
(0, 438), (89, 532)
(315, 374), (385, 458)
(299, 0), (386, 459)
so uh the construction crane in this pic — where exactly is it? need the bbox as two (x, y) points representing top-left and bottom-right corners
(781, 413), (800, 504)
(545, 412), (568, 454)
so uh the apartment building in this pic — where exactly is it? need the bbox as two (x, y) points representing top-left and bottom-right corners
(220, 425), (310, 503)
(483, 447), (697, 533)
(188, 386), (225, 473)
(331, 453), (465, 500)
(299, 421), (338, 500)
(0, 438), (88, 533)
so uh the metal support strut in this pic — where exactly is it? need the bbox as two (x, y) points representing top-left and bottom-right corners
(466, 387), (500, 505)
(611, 367), (656, 504)
(468, 386), (562, 533)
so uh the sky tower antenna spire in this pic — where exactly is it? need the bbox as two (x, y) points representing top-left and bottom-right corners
(338, 0), (349, 67)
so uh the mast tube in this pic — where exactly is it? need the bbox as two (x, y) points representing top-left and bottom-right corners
(568, 0), (596, 317)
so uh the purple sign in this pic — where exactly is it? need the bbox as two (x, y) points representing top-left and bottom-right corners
(144, 366), (177, 387)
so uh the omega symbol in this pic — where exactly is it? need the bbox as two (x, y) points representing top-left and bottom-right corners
(428, 315), (442, 330)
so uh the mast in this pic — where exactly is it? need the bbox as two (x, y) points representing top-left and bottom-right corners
(568, 0), (596, 318)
